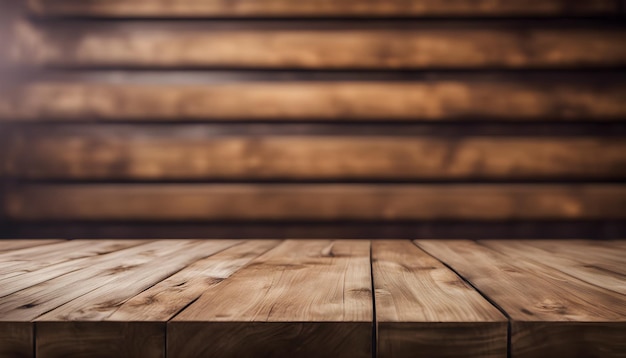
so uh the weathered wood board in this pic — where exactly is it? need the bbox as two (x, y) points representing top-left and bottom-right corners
(372, 240), (507, 358)
(168, 240), (373, 358)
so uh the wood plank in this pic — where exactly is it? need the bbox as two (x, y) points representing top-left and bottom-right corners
(27, 0), (621, 17)
(415, 240), (626, 358)
(480, 240), (626, 295)
(4, 184), (626, 221)
(0, 239), (64, 252)
(372, 240), (507, 358)
(2, 81), (625, 121)
(168, 240), (372, 358)
(10, 22), (626, 69)
(6, 132), (626, 180)
(35, 240), (241, 358)
(0, 240), (151, 296)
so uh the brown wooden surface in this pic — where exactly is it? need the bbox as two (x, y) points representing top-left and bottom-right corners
(34, 240), (246, 358)
(415, 240), (626, 358)
(5, 132), (626, 180)
(110, 240), (280, 321)
(4, 184), (626, 221)
(0, 321), (32, 358)
(2, 0), (625, 237)
(0, 240), (148, 295)
(372, 240), (507, 358)
(1, 239), (625, 357)
(26, 0), (621, 17)
(169, 240), (373, 358)
(3, 80), (625, 121)
(479, 240), (626, 295)
(0, 239), (63, 252)
(10, 22), (626, 69)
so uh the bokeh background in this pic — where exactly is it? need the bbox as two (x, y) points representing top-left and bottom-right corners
(0, 0), (625, 239)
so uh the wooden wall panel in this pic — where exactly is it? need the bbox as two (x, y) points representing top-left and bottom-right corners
(1, 1), (625, 237)
(27, 0), (622, 17)
(11, 22), (626, 69)
(2, 80), (626, 121)
(4, 184), (625, 221)
(5, 130), (626, 180)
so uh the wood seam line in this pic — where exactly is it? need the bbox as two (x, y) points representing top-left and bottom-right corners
(369, 240), (377, 358)
(412, 240), (513, 358)
(32, 319), (36, 358)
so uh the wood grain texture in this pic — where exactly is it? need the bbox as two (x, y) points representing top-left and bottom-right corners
(480, 240), (626, 295)
(372, 240), (507, 358)
(0, 240), (149, 295)
(415, 240), (626, 358)
(26, 0), (621, 17)
(168, 240), (372, 358)
(10, 22), (626, 69)
(33, 242), (275, 357)
(0, 239), (146, 275)
(517, 240), (626, 274)
(0, 240), (201, 321)
(36, 240), (240, 321)
(109, 240), (279, 321)
(4, 184), (626, 221)
(32, 240), (240, 358)
(3, 81), (625, 121)
(6, 131), (626, 180)
(0, 239), (63, 252)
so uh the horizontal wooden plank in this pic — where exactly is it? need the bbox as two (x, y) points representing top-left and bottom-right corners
(415, 240), (626, 358)
(6, 132), (626, 180)
(11, 21), (626, 68)
(169, 240), (372, 358)
(3, 222), (625, 240)
(26, 0), (621, 17)
(373, 240), (507, 358)
(2, 81), (626, 121)
(4, 184), (626, 221)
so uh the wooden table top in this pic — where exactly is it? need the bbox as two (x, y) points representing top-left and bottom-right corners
(0, 239), (624, 358)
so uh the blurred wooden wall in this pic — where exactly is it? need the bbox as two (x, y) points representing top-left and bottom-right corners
(1, 0), (625, 239)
